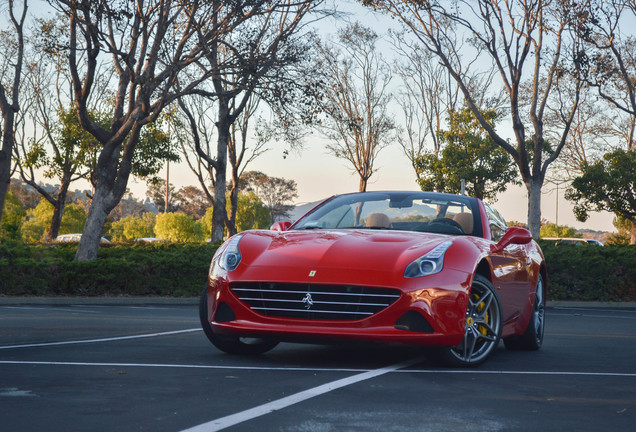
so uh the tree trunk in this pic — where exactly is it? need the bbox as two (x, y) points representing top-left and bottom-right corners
(75, 128), (139, 260)
(211, 119), (229, 242)
(526, 178), (542, 239)
(227, 178), (238, 237)
(0, 109), (15, 222)
(0, 0), (24, 223)
(46, 178), (71, 241)
(47, 200), (65, 241)
(0, 150), (9, 222)
(74, 185), (113, 261)
(226, 130), (240, 237)
(359, 176), (368, 192)
(630, 220), (636, 245)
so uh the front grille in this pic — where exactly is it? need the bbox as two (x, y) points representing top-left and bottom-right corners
(230, 282), (401, 321)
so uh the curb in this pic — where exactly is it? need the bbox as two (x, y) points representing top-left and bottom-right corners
(0, 297), (198, 305)
(548, 301), (636, 309)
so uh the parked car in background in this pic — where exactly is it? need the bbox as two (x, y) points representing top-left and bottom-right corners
(200, 191), (547, 367)
(55, 234), (110, 243)
(584, 239), (605, 246)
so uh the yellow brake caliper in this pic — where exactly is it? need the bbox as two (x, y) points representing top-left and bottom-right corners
(469, 293), (489, 336)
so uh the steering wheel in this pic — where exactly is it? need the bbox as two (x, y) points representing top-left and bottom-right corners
(429, 217), (465, 233)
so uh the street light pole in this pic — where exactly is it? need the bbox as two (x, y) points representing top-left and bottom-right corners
(164, 120), (171, 213)
(165, 159), (169, 213)
(548, 179), (568, 235)
(555, 182), (559, 228)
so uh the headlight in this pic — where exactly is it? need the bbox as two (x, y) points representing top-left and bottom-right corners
(404, 241), (453, 278)
(212, 235), (243, 271)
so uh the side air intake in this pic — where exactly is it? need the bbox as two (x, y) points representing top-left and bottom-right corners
(394, 310), (434, 333)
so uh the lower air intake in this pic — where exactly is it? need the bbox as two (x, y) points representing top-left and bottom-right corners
(394, 310), (434, 333)
(230, 282), (401, 321)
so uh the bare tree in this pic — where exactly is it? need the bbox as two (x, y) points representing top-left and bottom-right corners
(546, 87), (613, 181)
(316, 22), (395, 192)
(368, 0), (585, 237)
(226, 96), (270, 235)
(146, 179), (178, 213)
(564, 0), (636, 241)
(177, 95), (216, 206)
(12, 16), (99, 240)
(173, 185), (208, 219)
(50, 0), (272, 260)
(240, 170), (298, 223)
(179, 0), (322, 242)
(0, 0), (27, 222)
(391, 29), (503, 181)
(392, 40), (455, 179)
(178, 94), (267, 233)
(578, 0), (636, 152)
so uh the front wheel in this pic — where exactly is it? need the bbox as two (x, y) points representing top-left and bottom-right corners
(435, 274), (503, 367)
(199, 288), (279, 355)
(504, 274), (545, 351)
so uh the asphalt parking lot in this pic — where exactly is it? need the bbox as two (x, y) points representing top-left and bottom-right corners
(1, 303), (635, 432)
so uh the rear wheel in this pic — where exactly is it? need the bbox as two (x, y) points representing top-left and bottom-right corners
(504, 274), (545, 351)
(199, 288), (278, 355)
(435, 274), (502, 367)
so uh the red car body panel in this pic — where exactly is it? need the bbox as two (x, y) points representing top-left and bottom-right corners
(204, 191), (546, 349)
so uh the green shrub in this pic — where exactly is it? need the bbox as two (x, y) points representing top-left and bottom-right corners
(538, 242), (636, 301)
(155, 212), (205, 242)
(1, 191), (25, 240)
(0, 241), (219, 297)
(110, 213), (156, 241)
(1, 241), (635, 301)
(20, 200), (88, 242)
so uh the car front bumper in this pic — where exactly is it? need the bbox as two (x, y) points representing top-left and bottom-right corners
(204, 267), (473, 347)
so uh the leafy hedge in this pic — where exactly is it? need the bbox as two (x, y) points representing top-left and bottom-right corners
(538, 242), (636, 302)
(0, 241), (219, 297)
(1, 240), (635, 301)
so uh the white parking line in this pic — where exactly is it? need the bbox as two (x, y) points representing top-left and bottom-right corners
(179, 357), (425, 432)
(0, 306), (100, 314)
(0, 360), (369, 373)
(0, 358), (636, 378)
(1, 360), (634, 378)
(0, 328), (201, 350)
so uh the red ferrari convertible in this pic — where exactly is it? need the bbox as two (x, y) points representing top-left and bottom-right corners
(200, 191), (546, 367)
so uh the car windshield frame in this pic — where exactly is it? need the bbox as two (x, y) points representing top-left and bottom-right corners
(292, 191), (483, 237)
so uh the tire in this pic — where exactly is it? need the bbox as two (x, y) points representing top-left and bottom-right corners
(199, 288), (278, 355)
(435, 274), (503, 367)
(504, 274), (545, 351)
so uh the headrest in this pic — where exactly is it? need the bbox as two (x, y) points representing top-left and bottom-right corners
(365, 213), (390, 228)
(453, 212), (473, 234)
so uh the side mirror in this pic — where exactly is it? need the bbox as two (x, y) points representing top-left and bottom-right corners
(490, 227), (532, 253)
(270, 221), (292, 232)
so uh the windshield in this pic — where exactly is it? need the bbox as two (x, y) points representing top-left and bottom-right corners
(293, 192), (477, 236)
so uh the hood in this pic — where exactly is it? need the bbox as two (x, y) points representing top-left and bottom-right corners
(237, 229), (452, 274)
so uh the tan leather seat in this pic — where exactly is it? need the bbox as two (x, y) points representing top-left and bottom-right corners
(365, 213), (390, 228)
(453, 212), (473, 234)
